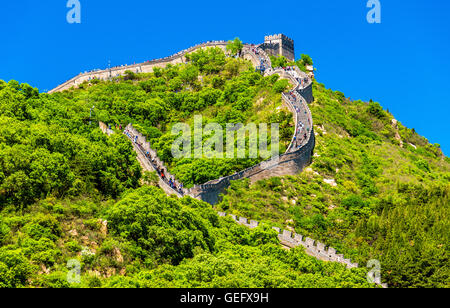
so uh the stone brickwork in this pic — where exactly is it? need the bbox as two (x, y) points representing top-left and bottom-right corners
(49, 41), (229, 93)
(189, 133), (315, 204)
(259, 34), (295, 62)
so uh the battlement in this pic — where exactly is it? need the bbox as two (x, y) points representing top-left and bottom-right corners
(264, 34), (294, 44)
(220, 212), (360, 269)
(213, 211), (397, 287)
(99, 122), (114, 136)
(260, 33), (295, 61)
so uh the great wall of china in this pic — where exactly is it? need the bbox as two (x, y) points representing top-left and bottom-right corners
(52, 35), (316, 205)
(55, 35), (385, 286)
(49, 41), (230, 93)
(218, 212), (359, 267)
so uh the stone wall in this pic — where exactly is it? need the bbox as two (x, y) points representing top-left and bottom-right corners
(188, 132), (315, 204)
(99, 122), (114, 136)
(259, 42), (281, 59)
(217, 211), (358, 267)
(297, 82), (314, 104)
(124, 124), (185, 198)
(98, 119), (386, 288)
(217, 211), (388, 288)
(259, 34), (295, 62)
(49, 41), (229, 93)
(92, 37), (389, 288)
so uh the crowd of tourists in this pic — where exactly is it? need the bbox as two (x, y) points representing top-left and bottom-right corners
(123, 128), (185, 196)
(287, 93), (310, 150)
(247, 47), (311, 150)
(247, 45), (270, 71)
(283, 68), (312, 151)
(275, 66), (309, 89)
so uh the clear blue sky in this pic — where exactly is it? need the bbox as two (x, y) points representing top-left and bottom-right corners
(1, 0), (449, 154)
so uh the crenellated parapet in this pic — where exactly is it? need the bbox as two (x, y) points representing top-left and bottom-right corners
(260, 34), (295, 62)
(217, 211), (359, 268)
(218, 211), (388, 287)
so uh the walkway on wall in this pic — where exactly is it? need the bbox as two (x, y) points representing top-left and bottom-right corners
(124, 128), (184, 198)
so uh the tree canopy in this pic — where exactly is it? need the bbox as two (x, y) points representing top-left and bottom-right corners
(226, 38), (244, 56)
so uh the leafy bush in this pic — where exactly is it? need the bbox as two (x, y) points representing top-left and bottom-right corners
(65, 241), (82, 253)
(0, 248), (36, 288)
(106, 186), (216, 265)
(273, 79), (289, 93)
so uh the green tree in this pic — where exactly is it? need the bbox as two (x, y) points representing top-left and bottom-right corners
(143, 171), (159, 186)
(226, 38), (243, 56)
(273, 79), (289, 93)
(106, 186), (216, 265)
(300, 54), (313, 66)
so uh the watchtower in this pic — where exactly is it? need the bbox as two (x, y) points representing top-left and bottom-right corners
(260, 34), (295, 62)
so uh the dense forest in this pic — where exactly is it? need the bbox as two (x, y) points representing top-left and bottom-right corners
(0, 45), (448, 288)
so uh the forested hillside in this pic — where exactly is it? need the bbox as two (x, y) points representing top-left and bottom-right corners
(0, 46), (448, 288)
(217, 81), (450, 288)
